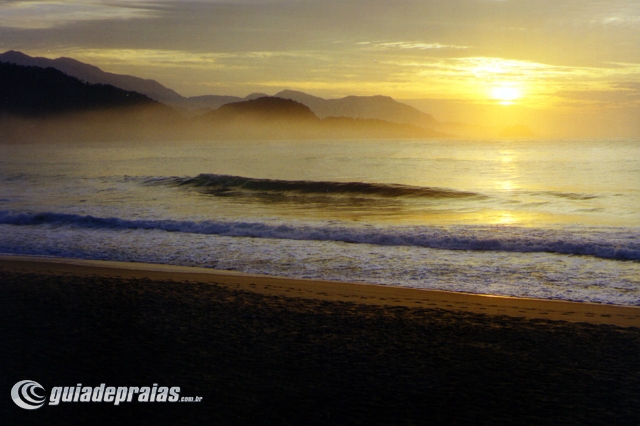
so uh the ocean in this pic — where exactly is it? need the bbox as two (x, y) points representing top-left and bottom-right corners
(1, 138), (639, 305)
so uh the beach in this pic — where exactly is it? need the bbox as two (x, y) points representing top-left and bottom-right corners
(3, 255), (640, 425)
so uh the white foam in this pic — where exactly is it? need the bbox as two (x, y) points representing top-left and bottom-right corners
(2, 224), (640, 306)
(1, 210), (638, 260)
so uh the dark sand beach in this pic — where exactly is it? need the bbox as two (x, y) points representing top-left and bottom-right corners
(2, 256), (640, 425)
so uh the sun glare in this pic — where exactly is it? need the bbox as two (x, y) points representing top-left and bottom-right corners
(491, 86), (522, 105)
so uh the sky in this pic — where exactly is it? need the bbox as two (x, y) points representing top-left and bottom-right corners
(1, 0), (639, 137)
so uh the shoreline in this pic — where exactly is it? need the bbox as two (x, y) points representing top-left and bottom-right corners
(2, 254), (639, 328)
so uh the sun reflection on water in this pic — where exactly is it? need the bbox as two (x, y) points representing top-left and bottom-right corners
(494, 149), (519, 192)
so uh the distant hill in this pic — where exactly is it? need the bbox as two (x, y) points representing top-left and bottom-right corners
(194, 97), (320, 139)
(205, 97), (319, 123)
(0, 62), (161, 117)
(0, 50), (255, 111)
(0, 51), (295, 113)
(274, 90), (439, 127)
(0, 51), (287, 112)
(0, 50), (186, 106)
(0, 61), (184, 143)
(198, 97), (449, 139)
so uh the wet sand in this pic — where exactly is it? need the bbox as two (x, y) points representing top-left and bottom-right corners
(2, 255), (640, 425)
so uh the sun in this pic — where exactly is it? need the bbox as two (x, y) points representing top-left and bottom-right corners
(491, 85), (522, 105)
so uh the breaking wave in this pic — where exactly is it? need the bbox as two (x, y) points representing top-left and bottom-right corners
(1, 210), (638, 261)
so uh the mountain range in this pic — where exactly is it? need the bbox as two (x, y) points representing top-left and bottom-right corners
(0, 50), (186, 106)
(199, 97), (446, 139)
(1, 50), (492, 134)
(0, 58), (446, 142)
(0, 61), (162, 117)
(0, 61), (188, 143)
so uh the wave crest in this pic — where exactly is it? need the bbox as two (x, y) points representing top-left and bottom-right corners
(1, 210), (638, 261)
(145, 174), (484, 199)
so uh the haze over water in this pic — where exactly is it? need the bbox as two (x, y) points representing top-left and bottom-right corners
(1, 138), (639, 305)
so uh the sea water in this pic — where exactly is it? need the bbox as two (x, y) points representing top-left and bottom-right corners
(1, 138), (638, 305)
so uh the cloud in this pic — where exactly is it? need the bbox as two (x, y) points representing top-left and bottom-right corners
(554, 79), (640, 108)
(613, 81), (640, 91)
(66, 47), (322, 70)
(360, 41), (471, 51)
(2, 0), (638, 65)
(0, 1), (165, 29)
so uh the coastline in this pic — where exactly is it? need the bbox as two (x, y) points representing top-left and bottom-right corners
(2, 254), (639, 327)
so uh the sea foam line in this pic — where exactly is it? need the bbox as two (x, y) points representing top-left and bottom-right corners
(1, 210), (638, 260)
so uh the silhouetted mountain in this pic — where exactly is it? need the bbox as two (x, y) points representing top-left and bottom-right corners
(0, 62), (160, 117)
(0, 50), (185, 106)
(0, 61), (186, 143)
(197, 97), (449, 139)
(205, 97), (318, 123)
(193, 97), (317, 139)
(274, 90), (439, 127)
(0, 52), (285, 112)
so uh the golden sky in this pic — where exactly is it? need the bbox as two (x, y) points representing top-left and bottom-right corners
(1, 0), (639, 136)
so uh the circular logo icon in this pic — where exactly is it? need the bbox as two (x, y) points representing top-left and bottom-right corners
(11, 380), (46, 410)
